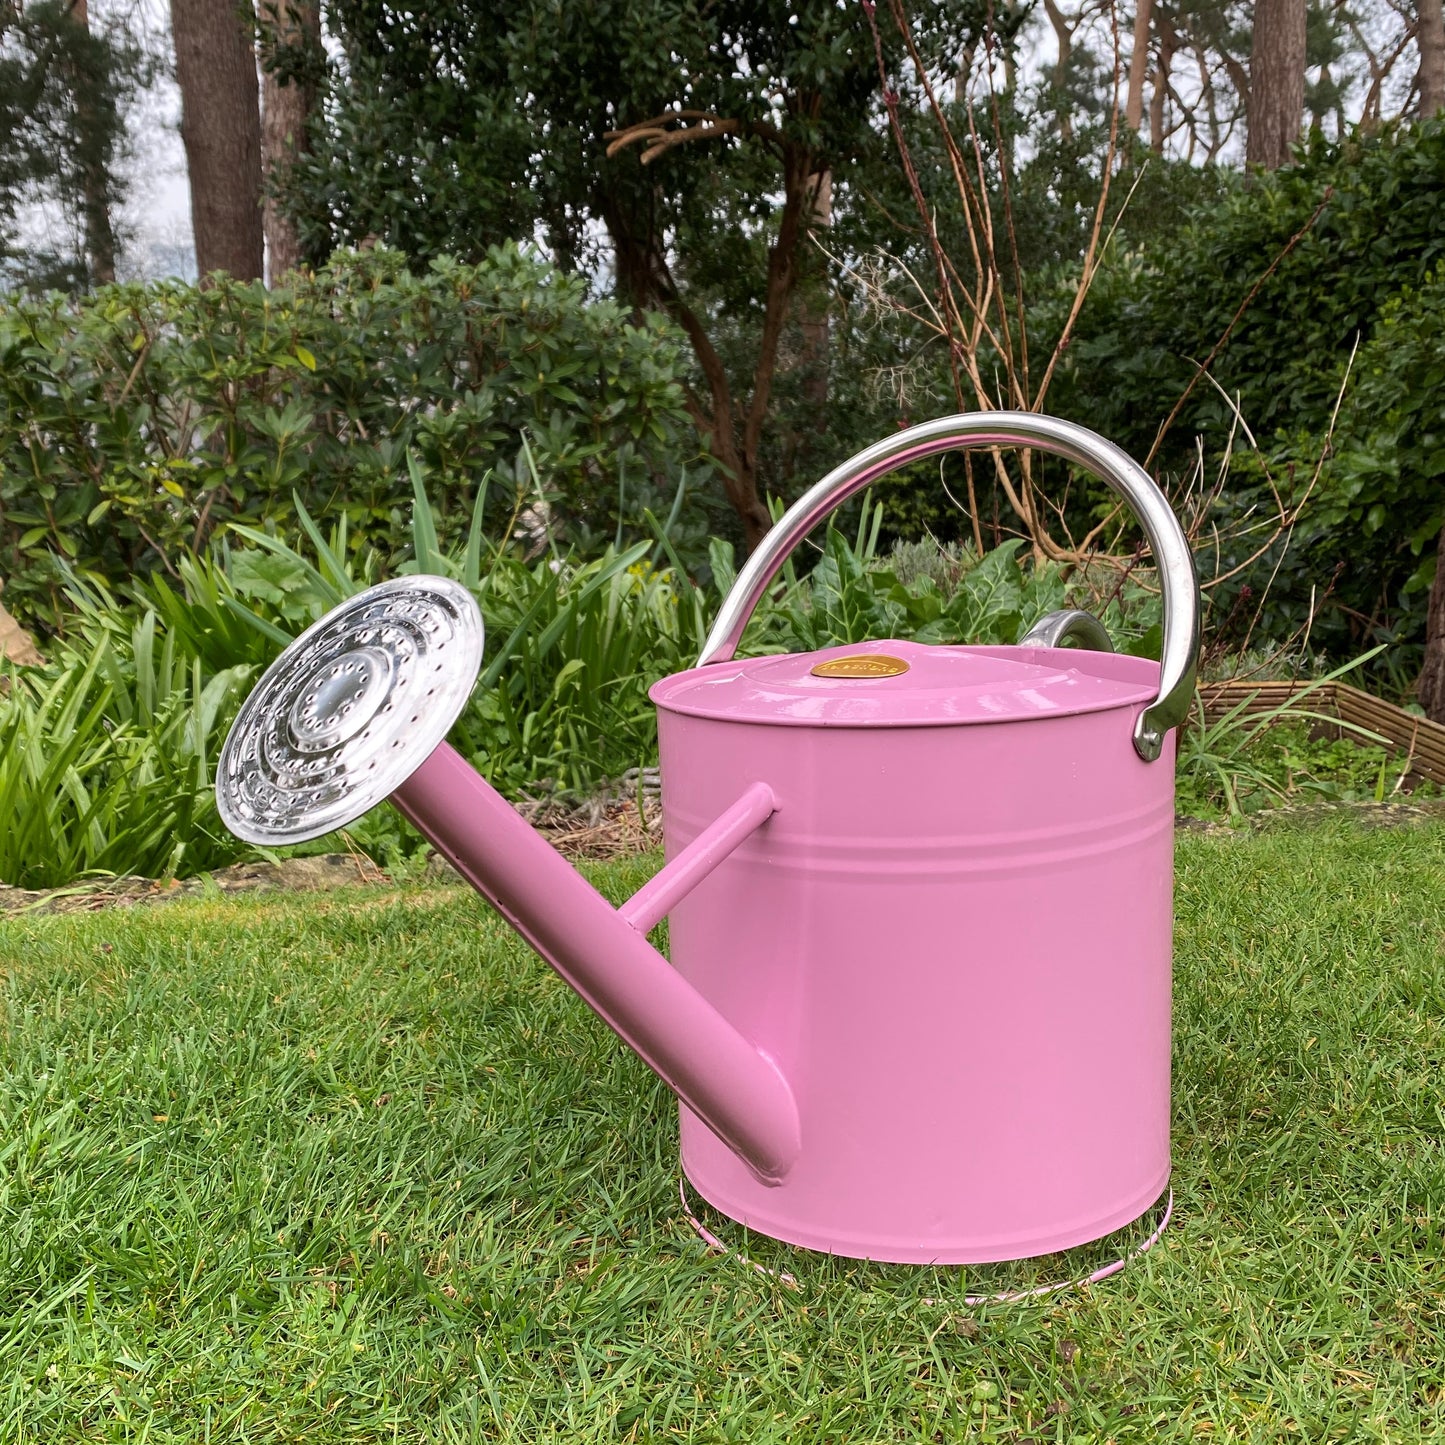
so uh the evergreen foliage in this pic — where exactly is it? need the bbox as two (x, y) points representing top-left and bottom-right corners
(1050, 121), (1445, 469)
(280, 0), (993, 528)
(0, 245), (715, 629)
(1042, 121), (1445, 661)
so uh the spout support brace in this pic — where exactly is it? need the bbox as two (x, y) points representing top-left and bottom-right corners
(392, 744), (801, 1184)
(620, 783), (776, 935)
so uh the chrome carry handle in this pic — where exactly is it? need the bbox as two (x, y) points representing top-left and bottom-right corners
(697, 412), (1200, 763)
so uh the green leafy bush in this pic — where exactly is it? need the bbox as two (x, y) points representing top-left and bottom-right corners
(1308, 269), (1445, 608)
(174, 469), (713, 800)
(1191, 265), (1445, 670)
(207, 479), (1130, 793)
(0, 244), (715, 629)
(1035, 121), (1445, 676)
(211, 483), (1160, 799)
(732, 516), (1160, 661)
(1, 468), (1163, 887)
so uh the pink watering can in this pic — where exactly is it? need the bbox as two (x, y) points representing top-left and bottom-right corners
(216, 413), (1199, 1265)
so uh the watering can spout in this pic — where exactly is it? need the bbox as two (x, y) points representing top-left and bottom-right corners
(391, 744), (801, 1182)
(212, 572), (799, 1184)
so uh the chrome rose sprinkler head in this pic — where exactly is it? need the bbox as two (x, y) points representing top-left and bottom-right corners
(217, 575), (485, 846)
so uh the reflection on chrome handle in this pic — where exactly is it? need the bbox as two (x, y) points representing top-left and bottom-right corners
(697, 412), (1199, 762)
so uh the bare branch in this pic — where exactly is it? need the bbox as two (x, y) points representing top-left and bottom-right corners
(604, 110), (780, 165)
(1145, 187), (1334, 469)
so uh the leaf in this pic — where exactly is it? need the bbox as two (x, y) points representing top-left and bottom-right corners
(285, 494), (353, 602)
(707, 537), (737, 601)
(219, 596), (295, 648)
(551, 657), (586, 696)
(227, 549), (315, 608)
(407, 452), (443, 577)
(1123, 623), (1163, 661)
(295, 345), (317, 371)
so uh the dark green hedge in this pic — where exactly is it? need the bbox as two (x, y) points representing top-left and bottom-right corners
(1037, 121), (1445, 665)
(1048, 121), (1445, 468)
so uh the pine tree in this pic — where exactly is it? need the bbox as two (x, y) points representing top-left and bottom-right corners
(170, 0), (263, 280)
(1247, 0), (1307, 168)
(0, 0), (147, 289)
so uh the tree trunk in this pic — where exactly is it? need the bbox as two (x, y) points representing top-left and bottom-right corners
(171, 0), (264, 280)
(704, 409), (775, 552)
(1125, 0), (1154, 132)
(69, 0), (117, 285)
(1419, 0), (1445, 117)
(601, 135), (816, 551)
(1418, 521), (1445, 723)
(730, 142), (816, 548)
(602, 199), (773, 548)
(954, 40), (976, 103)
(258, 0), (319, 280)
(1245, 0), (1306, 169)
(1149, 15), (1174, 153)
(1196, 42), (1225, 159)
(1042, 0), (1075, 140)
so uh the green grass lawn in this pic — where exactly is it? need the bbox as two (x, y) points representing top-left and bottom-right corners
(1, 822), (1442, 1443)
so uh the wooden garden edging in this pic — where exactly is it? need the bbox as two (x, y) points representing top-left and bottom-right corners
(1197, 680), (1445, 787)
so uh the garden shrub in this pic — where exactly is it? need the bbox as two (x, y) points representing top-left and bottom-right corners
(0, 591), (254, 889)
(1049, 119), (1445, 472)
(0, 243), (716, 630)
(1312, 268), (1445, 608)
(2, 477), (1152, 888)
(1031, 120), (1445, 680)
(1192, 266), (1445, 674)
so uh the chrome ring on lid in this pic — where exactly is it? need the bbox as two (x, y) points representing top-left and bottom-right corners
(1018, 608), (1115, 653)
(216, 575), (484, 845)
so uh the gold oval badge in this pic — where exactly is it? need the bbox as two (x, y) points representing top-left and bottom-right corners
(810, 653), (910, 679)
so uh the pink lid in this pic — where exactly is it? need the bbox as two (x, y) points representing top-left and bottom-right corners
(649, 640), (1158, 728)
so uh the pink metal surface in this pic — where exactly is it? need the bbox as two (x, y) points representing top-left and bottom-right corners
(651, 648), (1176, 1264)
(392, 743), (801, 1182)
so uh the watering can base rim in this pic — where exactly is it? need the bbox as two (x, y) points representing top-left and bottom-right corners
(680, 1162), (1172, 1266)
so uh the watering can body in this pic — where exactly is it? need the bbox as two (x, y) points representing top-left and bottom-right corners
(653, 642), (1175, 1262)
(215, 412), (1199, 1267)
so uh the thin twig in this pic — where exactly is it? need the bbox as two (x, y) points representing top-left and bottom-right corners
(1144, 187), (1334, 469)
